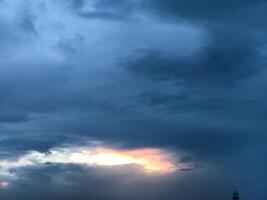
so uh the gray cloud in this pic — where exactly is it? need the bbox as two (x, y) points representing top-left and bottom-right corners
(0, 163), (237, 200)
(144, 0), (266, 19)
(125, 37), (264, 86)
(68, 0), (139, 20)
(0, 0), (266, 199)
(0, 112), (29, 123)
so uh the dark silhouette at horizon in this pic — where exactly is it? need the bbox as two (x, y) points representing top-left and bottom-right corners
(232, 191), (240, 200)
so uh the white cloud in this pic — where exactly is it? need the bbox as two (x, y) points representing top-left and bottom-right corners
(0, 142), (193, 186)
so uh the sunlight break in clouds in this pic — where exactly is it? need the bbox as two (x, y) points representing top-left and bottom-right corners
(0, 144), (191, 187)
(0, 181), (9, 189)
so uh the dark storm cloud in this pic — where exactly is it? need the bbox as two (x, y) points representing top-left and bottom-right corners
(0, 64), (69, 113)
(0, 112), (29, 123)
(144, 0), (266, 19)
(0, 163), (234, 200)
(0, 0), (264, 159)
(125, 37), (263, 86)
(0, 135), (70, 157)
(0, 0), (267, 200)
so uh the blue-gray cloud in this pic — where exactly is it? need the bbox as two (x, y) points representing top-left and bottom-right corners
(0, 0), (266, 199)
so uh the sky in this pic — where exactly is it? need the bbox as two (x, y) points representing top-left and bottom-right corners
(0, 0), (266, 199)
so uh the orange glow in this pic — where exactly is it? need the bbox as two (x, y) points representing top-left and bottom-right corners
(0, 145), (180, 182)
(93, 148), (177, 173)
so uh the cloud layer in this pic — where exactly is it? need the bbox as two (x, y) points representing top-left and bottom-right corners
(0, 0), (267, 200)
(0, 143), (183, 182)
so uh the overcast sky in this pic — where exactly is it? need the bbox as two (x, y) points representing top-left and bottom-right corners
(0, 0), (266, 200)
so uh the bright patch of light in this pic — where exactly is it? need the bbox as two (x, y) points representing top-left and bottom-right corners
(92, 148), (177, 173)
(0, 144), (193, 184)
(0, 181), (10, 189)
